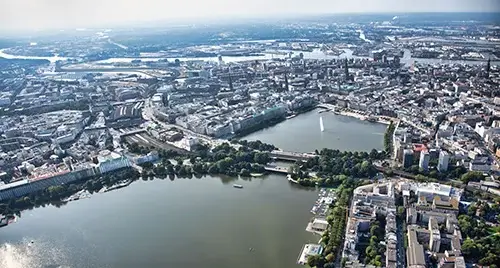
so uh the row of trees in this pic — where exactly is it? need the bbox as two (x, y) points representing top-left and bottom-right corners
(402, 163), (470, 182)
(362, 216), (386, 266)
(231, 139), (277, 152)
(384, 121), (396, 154)
(307, 179), (358, 267)
(0, 168), (140, 216)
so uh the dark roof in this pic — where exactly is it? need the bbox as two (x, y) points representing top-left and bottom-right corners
(111, 105), (141, 121)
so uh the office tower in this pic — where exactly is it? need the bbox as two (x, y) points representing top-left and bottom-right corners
(486, 58), (491, 78)
(419, 151), (430, 171)
(228, 73), (233, 91)
(344, 59), (349, 80)
(284, 73), (289, 91)
(403, 149), (413, 168)
(438, 151), (450, 172)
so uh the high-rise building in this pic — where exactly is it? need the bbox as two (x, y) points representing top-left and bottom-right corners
(344, 59), (350, 80)
(419, 151), (430, 171)
(438, 151), (450, 172)
(403, 149), (414, 168)
(486, 58), (491, 78)
(284, 73), (289, 91)
(429, 216), (441, 253)
(228, 72), (233, 91)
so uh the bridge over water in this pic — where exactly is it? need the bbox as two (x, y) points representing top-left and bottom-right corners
(269, 151), (315, 162)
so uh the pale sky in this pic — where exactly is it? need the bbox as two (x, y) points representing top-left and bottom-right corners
(1, 0), (499, 31)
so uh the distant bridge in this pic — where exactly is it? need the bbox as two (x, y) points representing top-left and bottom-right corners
(317, 103), (336, 110)
(269, 151), (315, 162)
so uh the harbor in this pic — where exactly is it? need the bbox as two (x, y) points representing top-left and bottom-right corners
(309, 188), (336, 217)
(296, 188), (337, 265)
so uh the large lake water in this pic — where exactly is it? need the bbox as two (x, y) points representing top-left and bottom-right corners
(0, 176), (319, 268)
(0, 106), (386, 268)
(243, 109), (387, 153)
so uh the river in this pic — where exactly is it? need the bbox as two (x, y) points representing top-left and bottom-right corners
(243, 109), (387, 153)
(2, 47), (498, 66)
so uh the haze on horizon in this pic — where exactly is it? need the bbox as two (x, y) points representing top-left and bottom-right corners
(1, 0), (499, 32)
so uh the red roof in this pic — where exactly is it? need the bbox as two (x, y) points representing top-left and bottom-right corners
(413, 144), (427, 152)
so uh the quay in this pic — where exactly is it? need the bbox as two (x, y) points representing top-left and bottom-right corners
(297, 244), (324, 265)
(264, 166), (289, 174)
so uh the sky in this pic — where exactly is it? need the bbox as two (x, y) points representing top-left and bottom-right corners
(0, 0), (499, 31)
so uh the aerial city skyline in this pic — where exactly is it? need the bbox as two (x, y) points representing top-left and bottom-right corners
(1, 0), (500, 31)
(0, 3), (500, 268)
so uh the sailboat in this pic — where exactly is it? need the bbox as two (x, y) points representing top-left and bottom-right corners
(320, 116), (325, 132)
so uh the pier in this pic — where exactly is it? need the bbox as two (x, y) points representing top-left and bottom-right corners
(264, 166), (289, 174)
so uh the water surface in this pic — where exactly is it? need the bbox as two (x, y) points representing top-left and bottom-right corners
(243, 109), (387, 153)
(0, 176), (318, 268)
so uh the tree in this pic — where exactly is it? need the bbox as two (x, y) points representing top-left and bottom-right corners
(288, 164), (300, 175)
(325, 253), (335, 262)
(461, 238), (478, 257)
(166, 164), (174, 174)
(240, 168), (250, 177)
(307, 254), (324, 268)
(208, 164), (219, 174)
(460, 171), (484, 184)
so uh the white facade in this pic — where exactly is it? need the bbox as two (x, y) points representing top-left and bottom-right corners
(97, 151), (131, 174)
(474, 122), (487, 138)
(419, 151), (430, 171)
(438, 151), (450, 172)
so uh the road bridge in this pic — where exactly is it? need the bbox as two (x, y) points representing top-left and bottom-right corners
(120, 129), (147, 137)
(269, 151), (315, 162)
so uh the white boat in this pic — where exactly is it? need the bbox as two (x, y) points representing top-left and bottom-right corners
(320, 116), (325, 132)
(233, 184), (243, 189)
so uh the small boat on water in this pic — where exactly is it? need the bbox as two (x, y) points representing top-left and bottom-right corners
(0, 215), (16, 228)
(233, 184), (243, 189)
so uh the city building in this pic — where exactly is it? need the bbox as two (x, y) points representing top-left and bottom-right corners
(438, 151), (450, 172)
(403, 149), (414, 168)
(96, 150), (131, 174)
(407, 226), (426, 268)
(429, 216), (441, 252)
(297, 244), (323, 265)
(419, 151), (430, 171)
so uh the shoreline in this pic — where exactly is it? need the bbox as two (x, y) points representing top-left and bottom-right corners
(326, 108), (393, 126)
